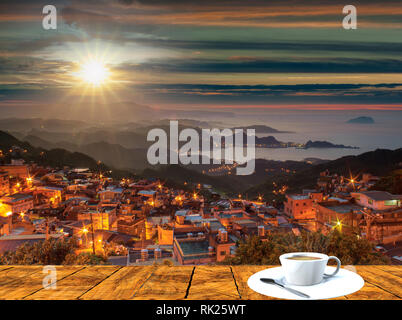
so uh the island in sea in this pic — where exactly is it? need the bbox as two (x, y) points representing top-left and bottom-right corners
(253, 135), (358, 149)
(347, 116), (375, 124)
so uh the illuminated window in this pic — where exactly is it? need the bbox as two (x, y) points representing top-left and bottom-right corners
(384, 200), (396, 206)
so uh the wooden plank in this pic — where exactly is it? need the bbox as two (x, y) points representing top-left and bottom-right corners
(186, 266), (240, 300)
(133, 266), (193, 300)
(232, 265), (280, 300)
(373, 265), (402, 278)
(24, 266), (120, 300)
(345, 281), (399, 300)
(0, 265), (398, 300)
(0, 266), (13, 273)
(79, 266), (155, 300)
(354, 266), (402, 299)
(0, 266), (83, 300)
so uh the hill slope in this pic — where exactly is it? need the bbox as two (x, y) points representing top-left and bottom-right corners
(247, 148), (402, 198)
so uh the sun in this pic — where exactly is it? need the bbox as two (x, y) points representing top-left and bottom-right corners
(79, 59), (109, 87)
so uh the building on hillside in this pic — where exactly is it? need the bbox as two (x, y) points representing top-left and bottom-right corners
(313, 200), (364, 234)
(0, 164), (30, 179)
(172, 225), (236, 265)
(157, 224), (174, 245)
(0, 171), (9, 196)
(35, 186), (63, 206)
(0, 193), (33, 214)
(77, 207), (117, 231)
(173, 231), (214, 265)
(359, 208), (402, 244)
(117, 218), (145, 238)
(351, 191), (401, 211)
(284, 194), (314, 219)
(98, 188), (123, 202)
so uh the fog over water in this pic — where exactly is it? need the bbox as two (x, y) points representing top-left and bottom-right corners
(202, 109), (402, 161)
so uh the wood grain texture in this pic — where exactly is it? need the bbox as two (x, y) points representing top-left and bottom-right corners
(354, 266), (402, 299)
(24, 266), (120, 300)
(186, 266), (240, 300)
(373, 265), (402, 278)
(0, 266), (83, 300)
(345, 281), (399, 300)
(0, 266), (13, 273)
(0, 265), (399, 300)
(133, 266), (193, 300)
(231, 265), (280, 300)
(79, 266), (156, 300)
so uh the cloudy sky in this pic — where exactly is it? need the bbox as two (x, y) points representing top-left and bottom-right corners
(1, 0), (402, 118)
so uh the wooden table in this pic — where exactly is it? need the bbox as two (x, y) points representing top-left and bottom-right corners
(0, 265), (400, 300)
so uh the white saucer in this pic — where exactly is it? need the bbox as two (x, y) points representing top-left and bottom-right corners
(247, 266), (364, 300)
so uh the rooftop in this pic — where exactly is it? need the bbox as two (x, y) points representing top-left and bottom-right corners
(1, 193), (33, 202)
(178, 239), (209, 256)
(354, 191), (400, 201)
(321, 203), (363, 214)
(288, 194), (310, 200)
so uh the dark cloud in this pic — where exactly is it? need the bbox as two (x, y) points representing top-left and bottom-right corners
(127, 38), (402, 54)
(119, 58), (402, 74)
(130, 82), (402, 106)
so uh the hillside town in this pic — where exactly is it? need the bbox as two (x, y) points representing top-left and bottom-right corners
(0, 155), (401, 266)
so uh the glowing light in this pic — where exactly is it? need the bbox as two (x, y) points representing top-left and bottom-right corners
(5, 211), (12, 216)
(79, 59), (109, 86)
(82, 228), (88, 234)
(333, 218), (343, 232)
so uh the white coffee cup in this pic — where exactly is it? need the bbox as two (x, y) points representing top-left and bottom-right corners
(279, 252), (341, 286)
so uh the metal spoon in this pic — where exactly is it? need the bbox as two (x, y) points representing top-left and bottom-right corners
(260, 278), (311, 299)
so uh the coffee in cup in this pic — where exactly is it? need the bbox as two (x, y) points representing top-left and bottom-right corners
(279, 252), (341, 286)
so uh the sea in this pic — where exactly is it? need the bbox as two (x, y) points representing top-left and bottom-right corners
(208, 109), (402, 161)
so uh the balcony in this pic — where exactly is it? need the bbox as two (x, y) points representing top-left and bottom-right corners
(0, 265), (400, 300)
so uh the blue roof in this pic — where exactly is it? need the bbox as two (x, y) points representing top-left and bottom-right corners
(38, 186), (63, 191)
(185, 215), (202, 222)
(2, 193), (33, 203)
(219, 212), (243, 219)
(175, 210), (189, 216)
(178, 239), (210, 256)
(138, 190), (156, 196)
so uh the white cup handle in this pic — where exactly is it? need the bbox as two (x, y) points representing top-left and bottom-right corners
(324, 256), (341, 277)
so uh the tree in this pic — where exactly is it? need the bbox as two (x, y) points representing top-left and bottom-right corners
(0, 237), (108, 265)
(63, 252), (108, 265)
(222, 230), (390, 265)
(0, 237), (76, 265)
